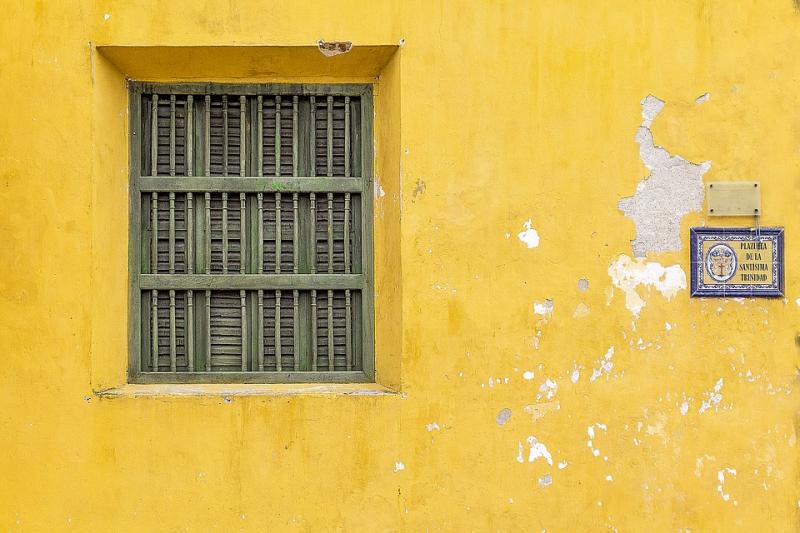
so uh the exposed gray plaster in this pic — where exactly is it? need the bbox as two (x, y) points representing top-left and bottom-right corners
(618, 95), (711, 257)
(578, 278), (589, 292)
(496, 408), (512, 426)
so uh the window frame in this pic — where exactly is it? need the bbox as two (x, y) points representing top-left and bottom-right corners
(127, 81), (375, 384)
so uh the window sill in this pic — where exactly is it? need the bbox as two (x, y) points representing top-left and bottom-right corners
(95, 383), (400, 398)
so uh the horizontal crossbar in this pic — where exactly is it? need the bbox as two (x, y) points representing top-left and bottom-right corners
(139, 274), (364, 290)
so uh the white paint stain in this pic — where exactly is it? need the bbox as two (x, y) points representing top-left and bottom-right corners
(558, 461), (569, 470)
(394, 462), (405, 472)
(573, 302), (590, 318)
(699, 378), (724, 414)
(534, 299), (554, 317)
(103, 13), (111, 20)
(518, 436), (553, 465)
(680, 401), (689, 416)
(608, 255), (687, 317)
(587, 423), (608, 457)
(665, 322), (672, 331)
(523, 371), (535, 381)
(518, 219), (540, 249)
(374, 181), (386, 198)
(426, 422), (440, 432)
(537, 379), (558, 401)
(570, 366), (581, 384)
(717, 468), (737, 504)
(590, 347), (615, 382)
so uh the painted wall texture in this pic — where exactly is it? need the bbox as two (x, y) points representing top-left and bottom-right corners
(1, 1), (799, 531)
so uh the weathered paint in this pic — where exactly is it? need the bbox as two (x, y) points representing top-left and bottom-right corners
(1, 1), (799, 531)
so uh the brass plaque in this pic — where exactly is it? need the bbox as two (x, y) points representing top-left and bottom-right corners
(707, 181), (760, 216)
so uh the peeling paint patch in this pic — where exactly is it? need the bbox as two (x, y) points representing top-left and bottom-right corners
(587, 423), (608, 458)
(618, 95), (711, 256)
(558, 461), (568, 470)
(317, 40), (352, 57)
(717, 468), (738, 504)
(695, 92), (710, 104)
(533, 299), (553, 317)
(426, 422), (440, 432)
(538, 474), (552, 488)
(374, 180), (386, 198)
(590, 347), (614, 382)
(524, 401), (560, 422)
(393, 461), (405, 472)
(523, 370), (535, 381)
(699, 378), (724, 414)
(570, 366), (581, 384)
(518, 220), (540, 249)
(573, 302), (590, 318)
(537, 379), (558, 400)
(608, 255), (687, 317)
(578, 278), (589, 292)
(518, 436), (553, 465)
(496, 408), (512, 426)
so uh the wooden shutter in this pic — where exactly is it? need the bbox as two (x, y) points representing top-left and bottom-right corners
(128, 83), (374, 383)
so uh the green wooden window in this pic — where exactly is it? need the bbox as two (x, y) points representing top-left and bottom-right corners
(128, 83), (374, 383)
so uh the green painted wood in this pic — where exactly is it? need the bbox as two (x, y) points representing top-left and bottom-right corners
(275, 289), (282, 371)
(140, 273), (364, 290)
(127, 83), (143, 379)
(131, 370), (371, 384)
(129, 82), (375, 383)
(138, 176), (361, 193)
(275, 193), (282, 273)
(169, 289), (177, 372)
(136, 82), (369, 97)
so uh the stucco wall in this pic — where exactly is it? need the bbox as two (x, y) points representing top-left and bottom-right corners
(1, 1), (799, 531)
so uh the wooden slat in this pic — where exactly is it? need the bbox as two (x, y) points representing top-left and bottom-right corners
(327, 193), (334, 273)
(293, 193), (299, 273)
(326, 96), (333, 177)
(345, 96), (351, 177)
(222, 192), (228, 273)
(151, 94), (159, 176)
(344, 193), (351, 273)
(293, 289), (299, 371)
(186, 95), (194, 176)
(240, 290), (247, 371)
(168, 193), (175, 273)
(151, 289), (159, 372)
(275, 95), (282, 176)
(257, 95), (264, 177)
(239, 95), (246, 177)
(169, 95), (176, 176)
(257, 193), (264, 273)
(275, 193), (282, 273)
(151, 192), (158, 272)
(292, 96), (298, 177)
(187, 290), (194, 372)
(141, 273), (364, 290)
(311, 290), (318, 370)
(137, 82), (369, 97)
(327, 289), (334, 370)
(345, 289), (352, 370)
(222, 95), (229, 175)
(257, 289), (264, 371)
(310, 96), (316, 178)
(132, 371), (372, 384)
(205, 290), (211, 371)
(139, 176), (362, 193)
(169, 290), (177, 372)
(275, 290), (282, 371)
(239, 193), (246, 274)
(310, 193), (317, 274)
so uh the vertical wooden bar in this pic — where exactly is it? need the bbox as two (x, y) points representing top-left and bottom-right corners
(310, 193), (317, 273)
(275, 290), (282, 371)
(275, 95), (282, 176)
(327, 289), (334, 370)
(151, 192), (158, 273)
(326, 96), (333, 177)
(241, 290), (247, 371)
(240, 194), (246, 274)
(169, 290), (177, 372)
(292, 192), (299, 371)
(311, 290), (318, 371)
(186, 95), (195, 371)
(293, 194), (299, 272)
(293, 290), (299, 371)
(204, 94), (211, 175)
(257, 96), (263, 177)
(239, 95), (246, 175)
(169, 95), (176, 176)
(292, 96), (298, 177)
(344, 193), (350, 273)
(275, 193), (282, 273)
(168, 194), (175, 273)
(204, 194), (211, 272)
(345, 290), (352, 370)
(327, 193), (334, 273)
(151, 289), (159, 372)
(257, 290), (264, 371)
(205, 291), (211, 372)
(222, 193), (228, 273)
(344, 96), (351, 177)
(222, 95), (228, 175)
(151, 94), (159, 176)
(310, 96), (316, 177)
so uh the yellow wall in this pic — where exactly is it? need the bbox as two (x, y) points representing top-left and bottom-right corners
(1, 1), (799, 530)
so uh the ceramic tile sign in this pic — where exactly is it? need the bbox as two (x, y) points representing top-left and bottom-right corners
(690, 227), (784, 297)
